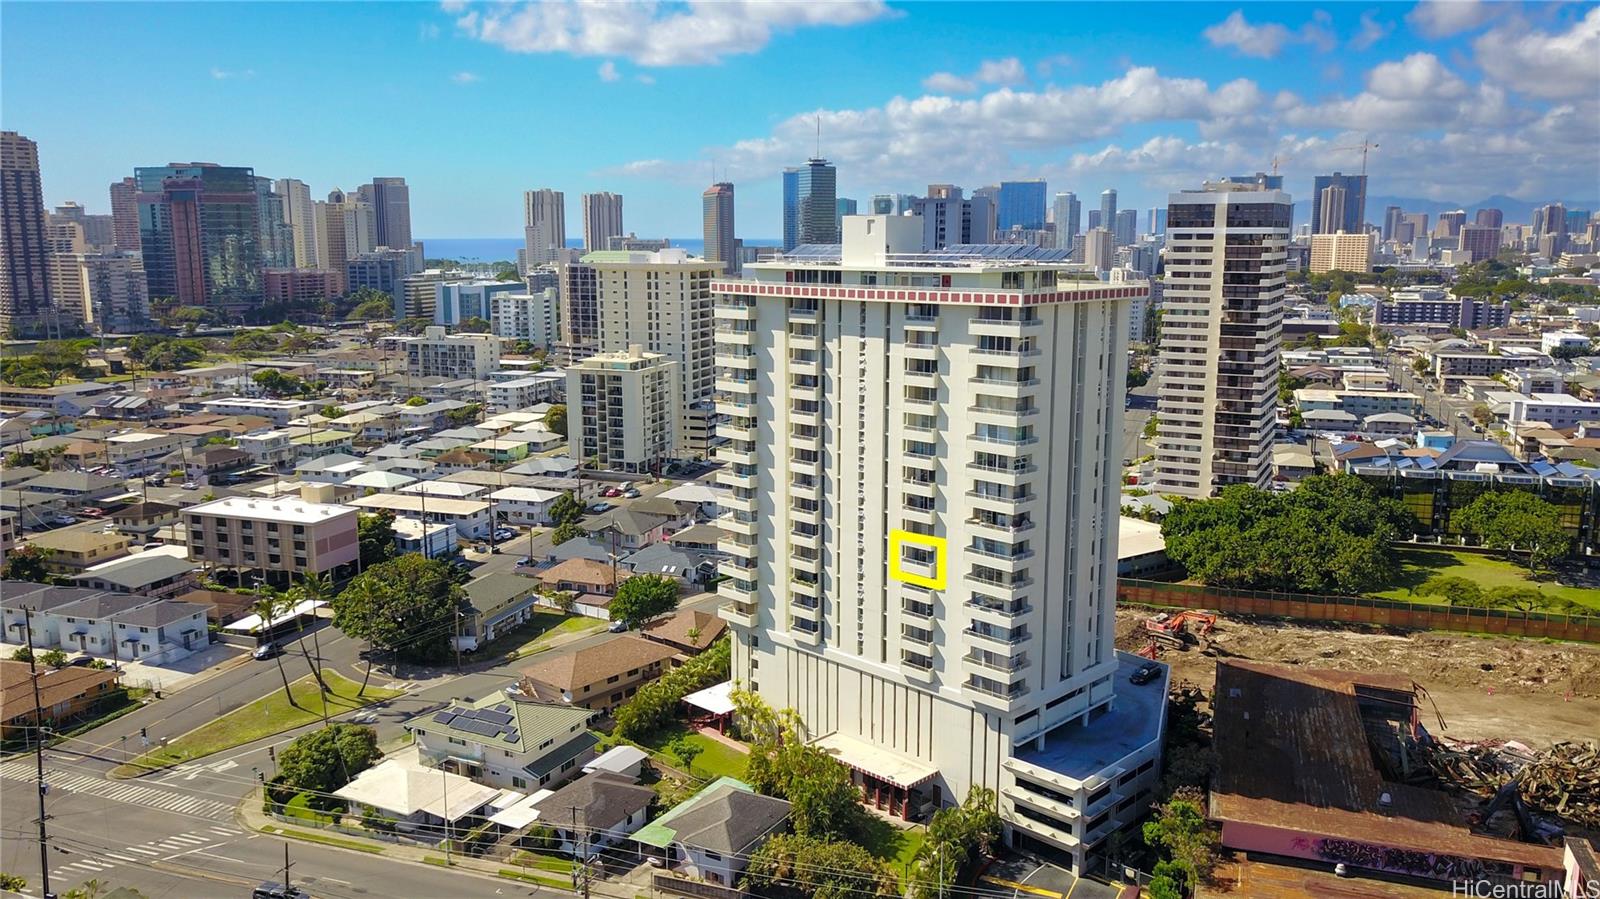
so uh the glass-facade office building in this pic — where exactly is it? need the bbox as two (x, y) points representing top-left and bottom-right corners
(997, 180), (1046, 231)
(137, 163), (263, 314)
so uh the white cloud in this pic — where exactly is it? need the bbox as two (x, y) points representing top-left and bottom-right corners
(922, 57), (1026, 94)
(1035, 54), (1072, 79)
(1299, 10), (1337, 53)
(922, 72), (976, 94)
(1473, 6), (1600, 99)
(452, 0), (896, 66)
(1203, 10), (1292, 58)
(598, 60), (620, 82)
(419, 21), (441, 40)
(1406, 0), (1500, 38)
(210, 67), (255, 80)
(636, 73), (656, 85)
(450, 71), (480, 85)
(1349, 10), (1391, 50)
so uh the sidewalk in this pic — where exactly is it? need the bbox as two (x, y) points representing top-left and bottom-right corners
(236, 787), (577, 890)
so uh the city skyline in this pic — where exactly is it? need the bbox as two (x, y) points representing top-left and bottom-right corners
(3, 2), (1595, 238)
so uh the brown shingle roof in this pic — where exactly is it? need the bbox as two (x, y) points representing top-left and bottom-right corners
(538, 558), (617, 588)
(0, 660), (119, 724)
(519, 635), (676, 691)
(641, 609), (725, 652)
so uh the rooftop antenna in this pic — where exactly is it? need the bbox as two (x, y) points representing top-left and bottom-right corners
(816, 115), (821, 158)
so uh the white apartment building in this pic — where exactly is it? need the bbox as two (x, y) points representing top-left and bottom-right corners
(490, 289), (558, 348)
(1154, 182), (1292, 497)
(235, 430), (295, 468)
(104, 431), (183, 474)
(1540, 329), (1592, 355)
(586, 249), (720, 459)
(487, 376), (560, 412)
(1309, 231), (1373, 274)
(566, 346), (678, 474)
(200, 397), (319, 426)
(184, 496), (360, 577)
(712, 215), (1162, 873)
(395, 326), (502, 380)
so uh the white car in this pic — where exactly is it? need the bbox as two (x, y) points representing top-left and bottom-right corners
(181, 481), (200, 490)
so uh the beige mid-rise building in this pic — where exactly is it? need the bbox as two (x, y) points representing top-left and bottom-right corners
(394, 326), (502, 380)
(183, 496), (359, 576)
(712, 215), (1162, 872)
(1309, 231), (1372, 274)
(1155, 181), (1291, 497)
(584, 249), (720, 460)
(565, 345), (678, 474)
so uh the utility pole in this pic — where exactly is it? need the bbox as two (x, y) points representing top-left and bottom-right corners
(281, 842), (293, 892)
(441, 763), (453, 865)
(24, 610), (51, 899)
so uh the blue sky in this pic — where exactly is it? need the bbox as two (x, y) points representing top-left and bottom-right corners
(3, 1), (1595, 238)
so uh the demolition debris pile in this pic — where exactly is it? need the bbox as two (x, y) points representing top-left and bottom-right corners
(1420, 737), (1600, 832)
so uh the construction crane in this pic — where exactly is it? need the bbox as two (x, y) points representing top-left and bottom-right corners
(1332, 138), (1380, 175)
(1270, 154), (1291, 176)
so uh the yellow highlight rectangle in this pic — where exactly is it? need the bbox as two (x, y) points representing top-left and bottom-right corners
(888, 529), (946, 590)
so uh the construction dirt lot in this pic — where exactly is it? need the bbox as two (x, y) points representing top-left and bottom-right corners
(1114, 608), (1600, 747)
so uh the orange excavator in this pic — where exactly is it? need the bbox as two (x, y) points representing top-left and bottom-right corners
(1141, 610), (1218, 651)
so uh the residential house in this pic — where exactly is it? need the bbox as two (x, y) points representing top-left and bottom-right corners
(488, 487), (563, 527)
(530, 773), (656, 856)
(47, 590), (161, 657)
(351, 494), (490, 539)
(344, 471), (417, 496)
(290, 429), (356, 460)
(103, 431), (184, 474)
(516, 635), (677, 712)
(634, 777), (791, 886)
(470, 436), (534, 464)
(184, 496), (360, 577)
(430, 448), (490, 473)
(459, 573), (542, 651)
(0, 660), (121, 742)
(73, 552), (199, 599)
(109, 599), (209, 663)
(392, 516), (458, 559)
(640, 609), (726, 656)
(579, 509), (675, 552)
(620, 542), (716, 587)
(536, 558), (618, 597)
(174, 588), (257, 625)
(407, 693), (597, 791)
(333, 749), (502, 840)
(110, 502), (179, 538)
(26, 530), (131, 573)
(184, 446), (252, 482)
(17, 471), (123, 504)
(234, 430), (296, 469)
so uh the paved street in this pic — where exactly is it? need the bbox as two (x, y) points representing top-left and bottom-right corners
(1385, 353), (1478, 438)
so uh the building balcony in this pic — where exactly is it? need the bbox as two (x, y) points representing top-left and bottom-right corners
(720, 422), (755, 442)
(970, 317), (1041, 336)
(790, 595), (821, 619)
(790, 619), (822, 645)
(970, 345), (1041, 361)
(964, 489), (1033, 509)
(718, 445), (756, 466)
(963, 651), (1029, 674)
(788, 332), (820, 352)
(900, 502), (937, 524)
(900, 651), (936, 683)
(964, 462), (1035, 485)
(787, 305), (819, 321)
(902, 478), (938, 498)
(717, 577), (755, 603)
(966, 545), (1034, 566)
(790, 528), (822, 551)
(714, 377), (756, 396)
(789, 501), (821, 524)
(714, 328), (755, 345)
(967, 376), (1041, 396)
(964, 624), (1027, 646)
(714, 350), (757, 369)
(714, 301), (756, 319)
(719, 601), (757, 627)
(963, 678), (1030, 713)
(967, 404), (1037, 421)
(968, 432), (1038, 449)
(901, 625), (935, 646)
(719, 514), (758, 537)
(789, 357), (820, 376)
(1003, 785), (1080, 823)
(790, 552), (820, 574)
(965, 596), (1032, 620)
(903, 368), (939, 383)
(718, 488), (756, 510)
(967, 515), (1033, 536)
(902, 596), (935, 621)
(902, 342), (939, 358)
(716, 557), (756, 580)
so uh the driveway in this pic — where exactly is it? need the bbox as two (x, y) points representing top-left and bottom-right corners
(983, 854), (1126, 899)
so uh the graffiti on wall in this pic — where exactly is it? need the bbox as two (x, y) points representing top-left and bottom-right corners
(1312, 837), (1513, 882)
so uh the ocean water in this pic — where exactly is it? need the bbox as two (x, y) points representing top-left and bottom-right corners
(418, 237), (781, 262)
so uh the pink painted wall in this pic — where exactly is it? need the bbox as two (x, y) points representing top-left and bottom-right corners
(1220, 821), (1555, 886)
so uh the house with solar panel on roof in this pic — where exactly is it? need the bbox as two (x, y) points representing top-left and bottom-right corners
(405, 693), (598, 792)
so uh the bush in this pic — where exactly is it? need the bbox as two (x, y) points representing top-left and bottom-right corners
(612, 636), (730, 739)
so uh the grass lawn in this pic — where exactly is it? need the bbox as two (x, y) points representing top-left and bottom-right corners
(861, 817), (927, 883)
(482, 610), (605, 661)
(261, 825), (384, 853)
(629, 722), (749, 780)
(1373, 548), (1600, 612)
(283, 791), (339, 825)
(509, 850), (574, 874)
(113, 672), (401, 776)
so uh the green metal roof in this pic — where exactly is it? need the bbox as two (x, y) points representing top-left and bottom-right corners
(406, 692), (592, 756)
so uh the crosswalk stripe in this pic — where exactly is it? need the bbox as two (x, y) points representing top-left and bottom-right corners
(106, 853), (137, 862)
(170, 834), (208, 844)
(210, 827), (238, 835)
(126, 846), (160, 855)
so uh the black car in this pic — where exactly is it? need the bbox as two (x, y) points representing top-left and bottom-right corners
(1129, 663), (1161, 685)
(252, 883), (309, 899)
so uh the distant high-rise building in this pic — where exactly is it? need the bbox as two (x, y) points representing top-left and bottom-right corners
(1533, 203), (1568, 236)
(702, 182), (736, 274)
(49, 202), (112, 251)
(927, 183), (960, 200)
(1114, 208), (1138, 246)
(1403, 212), (1429, 246)
(1086, 210), (1102, 232)
(1565, 209), (1591, 235)
(581, 192), (624, 252)
(1316, 185), (1348, 235)
(996, 179), (1046, 231)
(795, 158), (838, 245)
(1227, 172), (1284, 190)
(1100, 188), (1117, 234)
(1148, 207), (1167, 236)
(1434, 210), (1466, 239)
(366, 177), (412, 250)
(109, 176), (141, 253)
(136, 162), (263, 315)
(834, 197), (858, 231)
(1383, 206), (1405, 242)
(314, 187), (374, 295)
(1457, 224), (1499, 263)
(523, 188), (566, 267)
(273, 178), (320, 269)
(556, 258), (598, 364)
(1474, 208), (1503, 230)
(1052, 192), (1080, 249)
(1310, 172), (1366, 235)
(969, 186), (997, 242)
(254, 177), (294, 269)
(909, 187), (992, 250)
(1156, 181), (1290, 497)
(1083, 228), (1116, 272)
(781, 168), (801, 251)
(1, 131), (54, 336)
(869, 193), (914, 215)
(1310, 232), (1373, 273)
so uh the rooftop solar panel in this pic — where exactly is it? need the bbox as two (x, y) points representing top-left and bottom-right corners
(433, 711), (457, 725)
(478, 710), (514, 726)
(504, 729), (519, 743)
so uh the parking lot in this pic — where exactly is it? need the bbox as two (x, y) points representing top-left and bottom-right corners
(982, 854), (1128, 899)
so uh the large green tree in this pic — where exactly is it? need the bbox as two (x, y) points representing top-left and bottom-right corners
(908, 787), (1003, 899)
(1161, 475), (1415, 594)
(1455, 491), (1571, 573)
(612, 636), (729, 739)
(732, 689), (868, 843)
(332, 554), (467, 663)
(1142, 797), (1219, 890)
(608, 574), (679, 630)
(357, 510), (399, 567)
(1417, 575), (1486, 607)
(742, 834), (900, 899)
(1, 545), (52, 583)
(544, 403), (567, 437)
(277, 723), (381, 796)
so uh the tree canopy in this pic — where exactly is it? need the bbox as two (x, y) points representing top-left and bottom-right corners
(612, 636), (729, 739)
(1455, 491), (1571, 573)
(543, 403), (567, 437)
(252, 369), (312, 397)
(0, 545), (52, 583)
(742, 833), (900, 899)
(908, 787), (1003, 899)
(609, 574), (679, 629)
(455, 316), (492, 333)
(332, 554), (467, 663)
(1161, 475), (1415, 594)
(357, 510), (399, 567)
(732, 688), (868, 843)
(277, 723), (381, 796)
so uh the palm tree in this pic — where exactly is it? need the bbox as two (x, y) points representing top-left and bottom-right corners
(289, 572), (331, 695)
(253, 593), (299, 709)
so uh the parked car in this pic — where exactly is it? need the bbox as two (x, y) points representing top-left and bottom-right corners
(608, 620), (627, 633)
(79, 507), (107, 518)
(589, 502), (614, 514)
(1129, 663), (1161, 685)
(601, 487), (622, 498)
(181, 481), (200, 490)
(622, 488), (641, 499)
(253, 882), (309, 899)
(50, 514), (77, 526)
(492, 528), (515, 542)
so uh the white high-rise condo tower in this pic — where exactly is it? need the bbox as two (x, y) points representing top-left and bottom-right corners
(524, 189), (566, 267)
(582, 192), (624, 252)
(1154, 181), (1291, 496)
(712, 215), (1164, 873)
